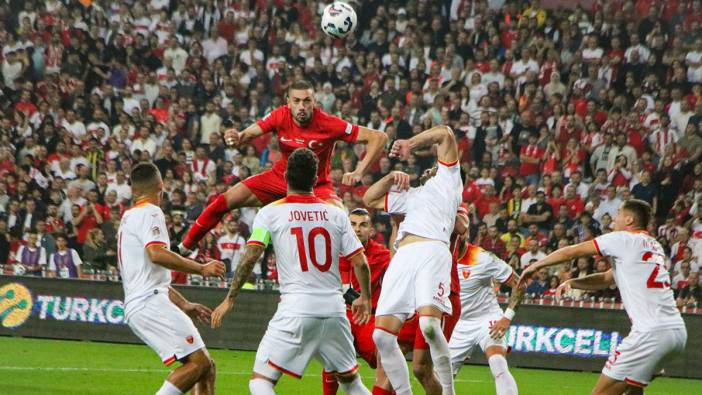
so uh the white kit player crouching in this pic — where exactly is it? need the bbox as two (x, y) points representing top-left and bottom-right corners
(362, 125), (463, 395)
(520, 199), (687, 395)
(118, 162), (226, 395)
(211, 148), (373, 395)
(449, 242), (523, 395)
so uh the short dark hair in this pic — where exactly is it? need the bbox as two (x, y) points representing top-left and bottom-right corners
(130, 162), (162, 196)
(622, 199), (652, 228)
(289, 79), (314, 92)
(286, 148), (318, 192)
(350, 208), (370, 217)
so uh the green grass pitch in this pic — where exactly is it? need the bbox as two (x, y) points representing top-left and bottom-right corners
(1, 337), (698, 394)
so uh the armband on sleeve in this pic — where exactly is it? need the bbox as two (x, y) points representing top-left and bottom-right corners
(247, 227), (271, 248)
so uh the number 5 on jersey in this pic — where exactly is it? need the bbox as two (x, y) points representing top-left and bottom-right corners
(291, 227), (332, 272)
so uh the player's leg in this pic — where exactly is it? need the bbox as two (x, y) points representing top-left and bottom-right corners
(371, 355), (395, 395)
(416, 307), (454, 395)
(411, 347), (442, 395)
(249, 372), (278, 395)
(158, 349), (213, 395)
(181, 172), (275, 251)
(322, 369), (340, 395)
(373, 315), (411, 395)
(319, 316), (371, 395)
(590, 374), (633, 395)
(191, 348), (216, 395)
(485, 346), (518, 395)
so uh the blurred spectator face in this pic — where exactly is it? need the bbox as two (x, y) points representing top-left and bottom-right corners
(507, 219), (518, 233)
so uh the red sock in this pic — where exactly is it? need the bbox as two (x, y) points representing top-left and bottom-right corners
(182, 195), (229, 249)
(372, 385), (394, 395)
(322, 370), (339, 395)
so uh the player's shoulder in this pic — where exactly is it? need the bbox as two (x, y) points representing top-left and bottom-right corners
(261, 105), (289, 122)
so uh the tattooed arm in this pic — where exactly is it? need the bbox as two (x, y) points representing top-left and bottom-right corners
(210, 244), (265, 328)
(489, 271), (525, 339)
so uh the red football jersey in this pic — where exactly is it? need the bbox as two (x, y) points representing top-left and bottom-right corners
(257, 105), (359, 185)
(339, 239), (390, 309)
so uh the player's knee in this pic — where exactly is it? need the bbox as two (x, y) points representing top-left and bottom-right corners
(418, 316), (441, 342)
(206, 357), (216, 378)
(372, 328), (397, 352)
(487, 354), (508, 378)
(336, 371), (358, 383)
(412, 360), (432, 382)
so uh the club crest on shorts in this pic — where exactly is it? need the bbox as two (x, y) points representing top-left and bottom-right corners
(186, 335), (194, 344)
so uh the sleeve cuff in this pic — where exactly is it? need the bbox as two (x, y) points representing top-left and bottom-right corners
(343, 247), (365, 260)
(145, 241), (167, 248)
(384, 193), (389, 212)
(592, 239), (602, 256)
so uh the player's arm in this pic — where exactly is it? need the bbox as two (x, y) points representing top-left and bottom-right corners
(224, 122), (265, 147)
(146, 244), (225, 276)
(362, 171), (409, 209)
(342, 126), (388, 185)
(489, 271), (525, 339)
(390, 125), (458, 164)
(556, 270), (615, 301)
(211, 243), (265, 328)
(517, 240), (598, 288)
(349, 251), (372, 325)
(168, 286), (213, 325)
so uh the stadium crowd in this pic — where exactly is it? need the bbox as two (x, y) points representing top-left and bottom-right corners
(1, 0), (702, 307)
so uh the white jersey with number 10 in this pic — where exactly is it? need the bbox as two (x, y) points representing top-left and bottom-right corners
(247, 194), (364, 317)
(593, 231), (685, 332)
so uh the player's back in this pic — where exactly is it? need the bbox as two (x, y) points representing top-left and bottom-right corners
(593, 230), (684, 331)
(252, 194), (363, 318)
(117, 203), (171, 317)
(389, 161), (463, 246)
(456, 244), (513, 320)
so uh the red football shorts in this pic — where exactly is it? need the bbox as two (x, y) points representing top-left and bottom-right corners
(241, 169), (339, 205)
(347, 310), (377, 368)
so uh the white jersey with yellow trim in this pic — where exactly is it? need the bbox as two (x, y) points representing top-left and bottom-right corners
(247, 194), (363, 317)
(385, 160), (463, 247)
(117, 202), (171, 318)
(456, 243), (513, 320)
(593, 230), (684, 332)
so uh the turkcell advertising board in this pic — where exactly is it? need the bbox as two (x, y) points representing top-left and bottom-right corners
(1, 275), (699, 379)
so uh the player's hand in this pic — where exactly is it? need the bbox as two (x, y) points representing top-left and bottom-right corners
(389, 139), (411, 161)
(201, 260), (226, 277)
(184, 302), (213, 326)
(517, 265), (538, 289)
(211, 299), (234, 329)
(351, 296), (371, 325)
(489, 317), (511, 340)
(224, 128), (240, 146)
(555, 280), (572, 302)
(342, 171), (362, 186)
(390, 171), (410, 191)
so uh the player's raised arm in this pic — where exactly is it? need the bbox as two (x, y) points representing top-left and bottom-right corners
(555, 270), (615, 302)
(211, 242), (265, 328)
(362, 171), (410, 209)
(146, 245), (225, 276)
(349, 252), (372, 325)
(390, 125), (458, 164)
(342, 126), (389, 185)
(517, 240), (598, 288)
(223, 122), (265, 147)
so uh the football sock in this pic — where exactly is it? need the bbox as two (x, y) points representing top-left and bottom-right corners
(488, 354), (518, 395)
(183, 194), (229, 249)
(322, 370), (340, 395)
(418, 316), (455, 395)
(156, 380), (182, 395)
(372, 329), (411, 395)
(339, 375), (372, 395)
(249, 378), (276, 395)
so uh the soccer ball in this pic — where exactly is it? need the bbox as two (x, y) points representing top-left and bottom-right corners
(321, 2), (357, 39)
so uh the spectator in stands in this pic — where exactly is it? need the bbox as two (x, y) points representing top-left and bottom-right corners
(526, 266), (549, 296)
(13, 230), (47, 276)
(47, 234), (82, 279)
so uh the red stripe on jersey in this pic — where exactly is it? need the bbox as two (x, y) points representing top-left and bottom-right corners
(283, 194), (326, 204)
(163, 355), (177, 366)
(343, 247), (365, 260)
(336, 364), (359, 375)
(438, 159), (458, 167)
(145, 241), (167, 248)
(267, 360), (302, 379)
(384, 193), (389, 212)
(501, 272), (515, 285)
(247, 240), (266, 247)
(624, 378), (647, 388)
(592, 239), (602, 256)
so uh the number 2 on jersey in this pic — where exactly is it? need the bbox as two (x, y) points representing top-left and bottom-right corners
(291, 227), (332, 272)
(642, 251), (670, 289)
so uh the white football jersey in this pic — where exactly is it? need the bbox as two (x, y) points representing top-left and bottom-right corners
(248, 194), (363, 317)
(385, 161), (463, 247)
(117, 203), (171, 318)
(456, 244), (513, 320)
(593, 231), (685, 331)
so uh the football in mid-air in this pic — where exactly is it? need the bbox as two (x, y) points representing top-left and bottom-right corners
(321, 2), (357, 39)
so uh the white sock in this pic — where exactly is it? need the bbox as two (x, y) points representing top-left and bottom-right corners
(488, 354), (518, 395)
(155, 380), (182, 395)
(249, 378), (276, 395)
(372, 329), (412, 395)
(339, 375), (371, 395)
(418, 316), (455, 395)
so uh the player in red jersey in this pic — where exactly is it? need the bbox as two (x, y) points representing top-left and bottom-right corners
(179, 80), (388, 254)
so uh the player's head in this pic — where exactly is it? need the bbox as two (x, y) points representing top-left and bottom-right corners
(419, 166), (438, 185)
(288, 79), (315, 125)
(55, 233), (67, 250)
(130, 162), (163, 203)
(614, 199), (651, 231)
(286, 148), (318, 193)
(349, 208), (372, 244)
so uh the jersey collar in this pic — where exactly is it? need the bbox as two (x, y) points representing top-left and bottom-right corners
(284, 194), (326, 204)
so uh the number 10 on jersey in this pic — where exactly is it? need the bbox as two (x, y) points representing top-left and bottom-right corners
(291, 227), (332, 272)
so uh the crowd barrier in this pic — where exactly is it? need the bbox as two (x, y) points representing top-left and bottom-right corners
(1, 275), (700, 379)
